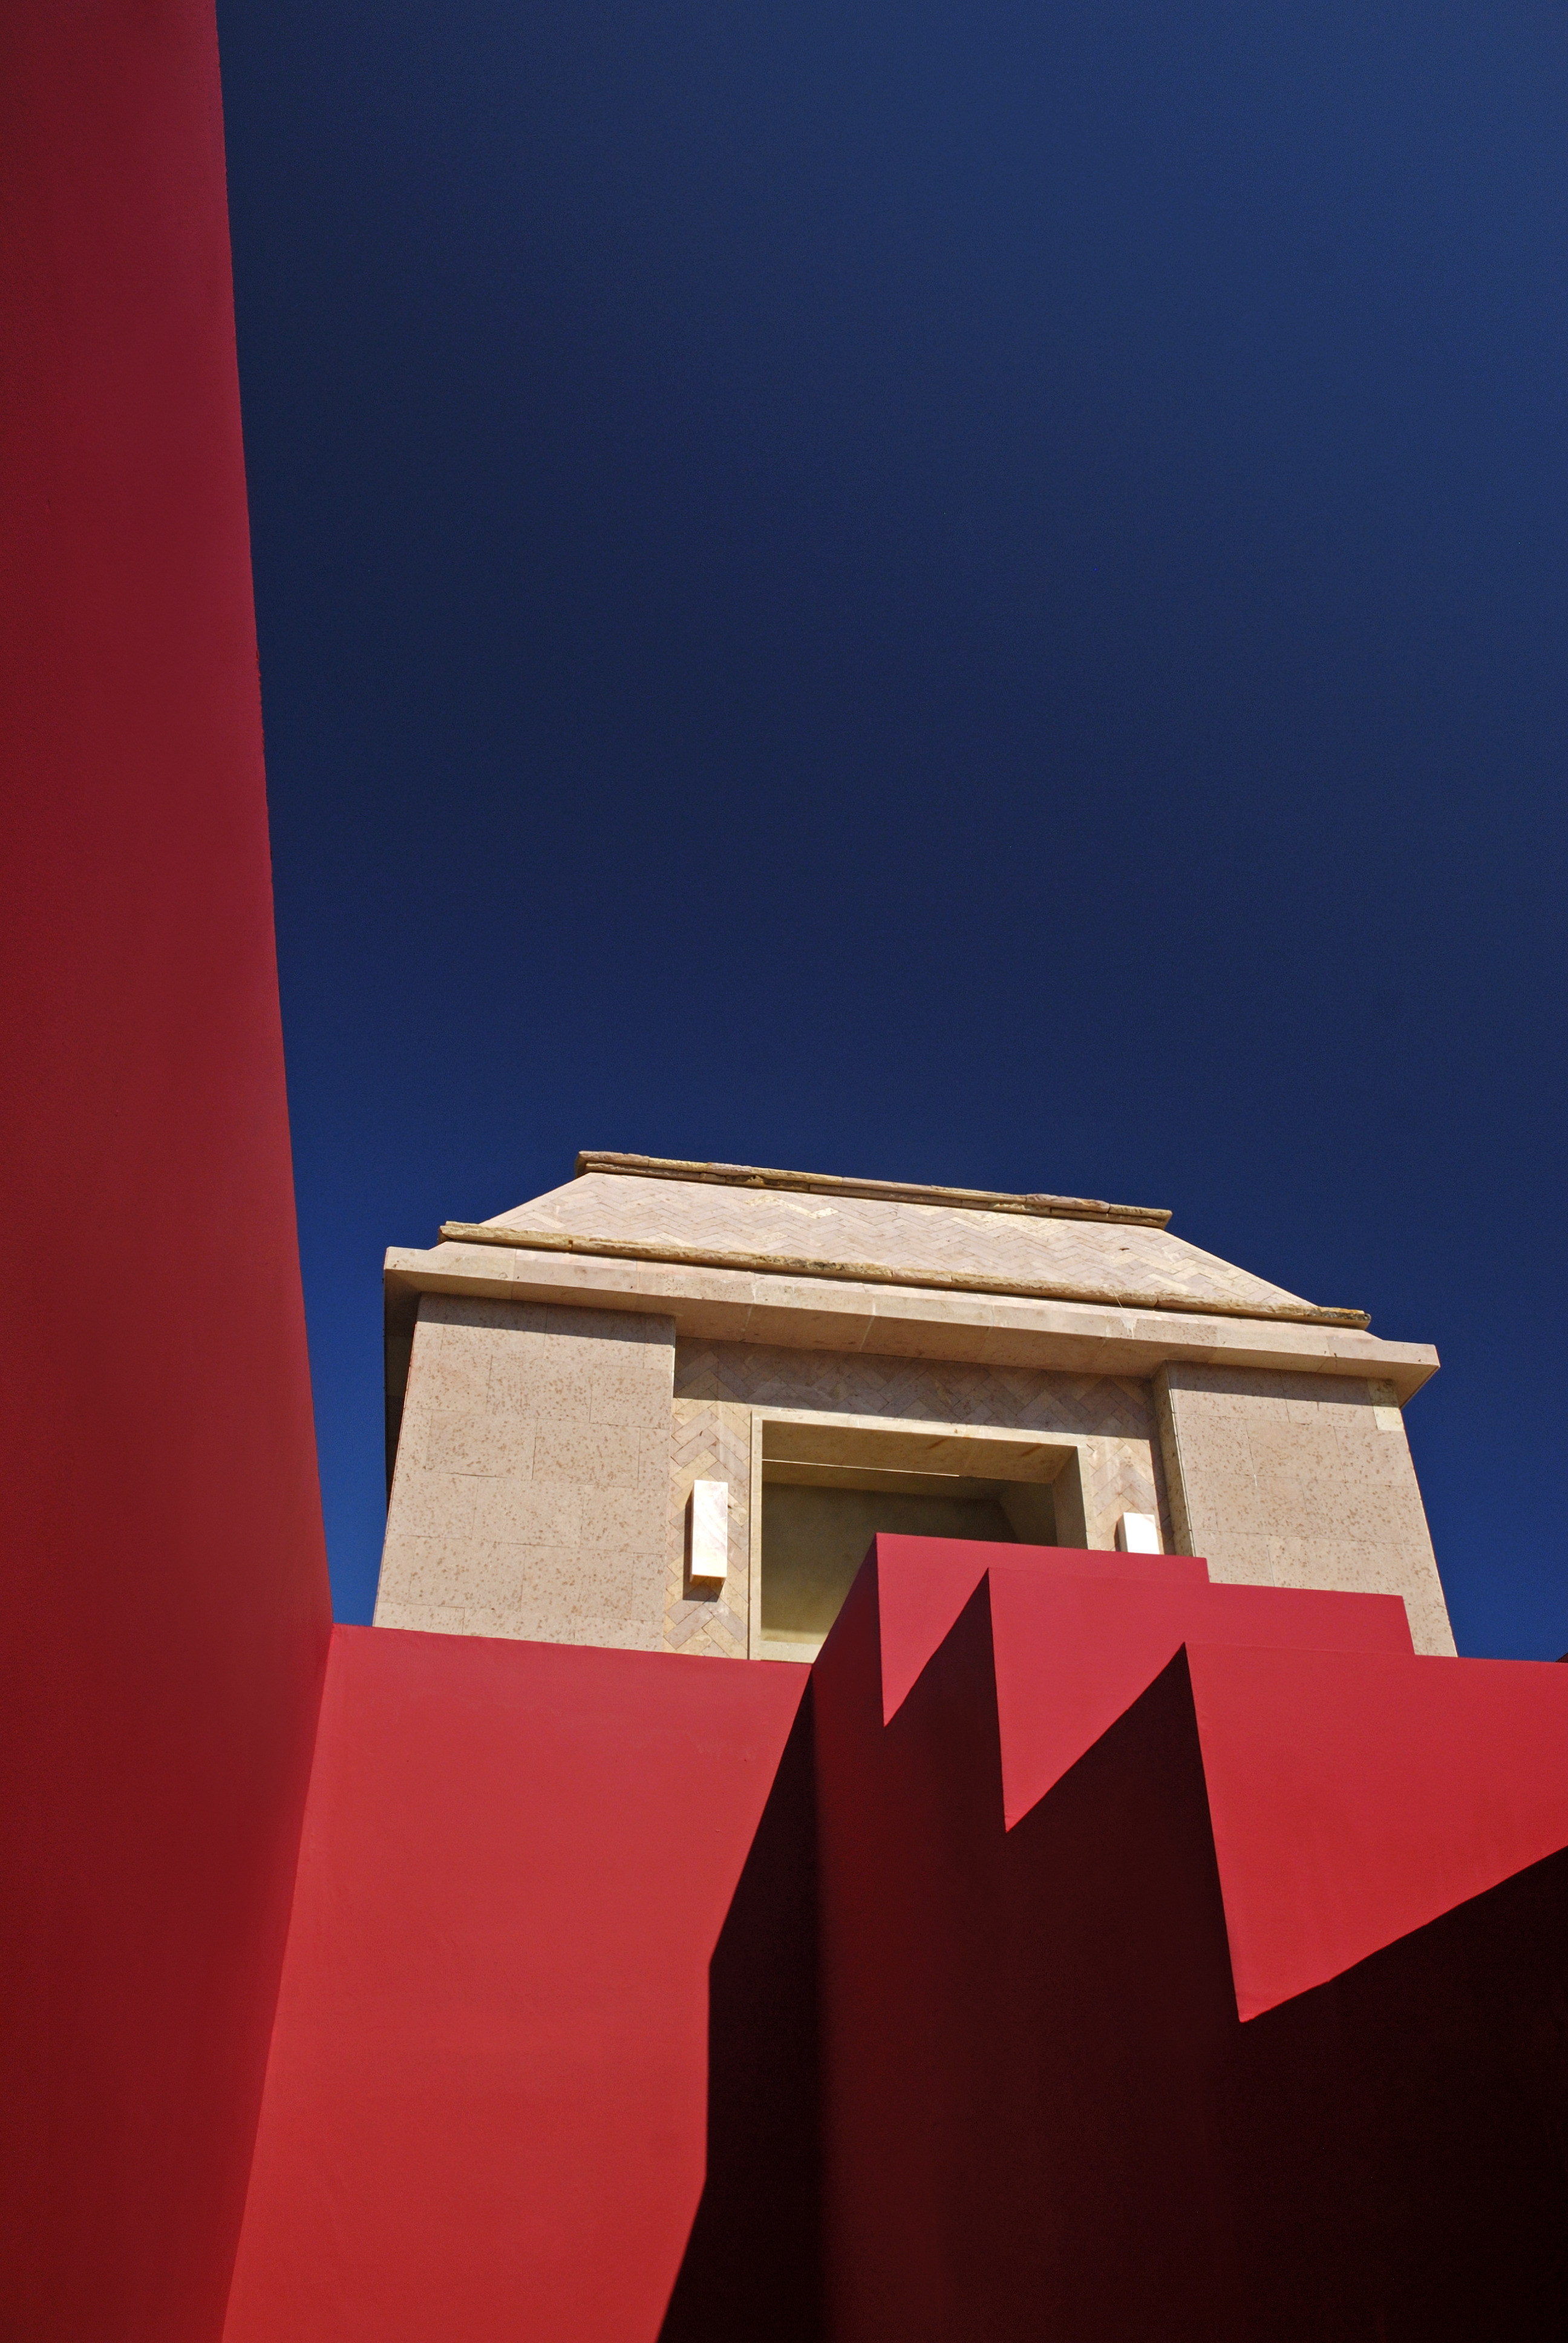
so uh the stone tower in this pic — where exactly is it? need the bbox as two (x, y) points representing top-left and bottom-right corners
(374, 1152), (1452, 1657)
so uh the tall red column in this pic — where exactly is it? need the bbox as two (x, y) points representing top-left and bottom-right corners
(0, 6), (332, 2336)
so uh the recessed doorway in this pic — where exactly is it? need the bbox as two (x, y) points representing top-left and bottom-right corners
(753, 1417), (1081, 1662)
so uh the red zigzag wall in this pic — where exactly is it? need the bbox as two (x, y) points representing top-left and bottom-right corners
(812, 1539), (1568, 2341)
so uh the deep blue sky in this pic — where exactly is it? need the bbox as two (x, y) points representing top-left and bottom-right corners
(218, 1), (1567, 1651)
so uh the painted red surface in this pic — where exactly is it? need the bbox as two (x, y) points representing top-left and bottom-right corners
(1193, 1641), (1568, 2014)
(223, 1627), (808, 2343)
(871, 1534), (1211, 1720)
(812, 1539), (1568, 2339)
(0, 5), (331, 2337)
(869, 1535), (1413, 1817)
(987, 1564), (1412, 1823)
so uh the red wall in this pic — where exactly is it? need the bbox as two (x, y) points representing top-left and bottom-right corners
(811, 1541), (1568, 2340)
(0, 5), (333, 2335)
(223, 1629), (807, 2343)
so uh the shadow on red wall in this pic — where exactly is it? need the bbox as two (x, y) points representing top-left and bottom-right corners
(809, 1549), (1568, 2341)
(659, 1686), (825, 2343)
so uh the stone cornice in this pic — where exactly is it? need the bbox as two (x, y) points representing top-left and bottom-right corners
(385, 1239), (1436, 1401)
(573, 1150), (1172, 1227)
(441, 1221), (1370, 1331)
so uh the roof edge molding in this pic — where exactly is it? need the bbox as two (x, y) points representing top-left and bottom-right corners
(573, 1151), (1173, 1228)
(440, 1221), (1371, 1331)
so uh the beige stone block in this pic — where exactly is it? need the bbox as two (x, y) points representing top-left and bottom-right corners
(474, 1302), (551, 1344)
(580, 1487), (665, 1548)
(488, 1335), (593, 1420)
(407, 1323), (491, 1412)
(1334, 1480), (1428, 1546)
(1249, 1459), (1343, 1535)
(521, 1302), (671, 1349)
(1199, 1530), (1279, 1586)
(1246, 1417), (1338, 1470)
(867, 1308), (988, 1363)
(592, 1545), (667, 1621)
(1181, 1409), (1258, 1473)
(1187, 1467), (1271, 1540)
(1317, 1490), (1388, 1547)
(589, 1352), (674, 1429)
(532, 1418), (642, 1488)
(459, 1607), (535, 1642)
(389, 1228), (1439, 1393)
(400, 1539), (528, 1609)
(1285, 1542), (1431, 1633)
(1149, 1362), (1451, 1643)
(386, 1467), (479, 1541)
(612, 1309), (677, 1347)
(372, 1599), (467, 1636)
(1266, 1535), (1358, 1593)
(1321, 1416), (1376, 1467)
(510, 1544), (664, 1639)
(1312, 1384), (1376, 1426)
(376, 1532), (460, 1604)
(511, 1541), (626, 1608)
(426, 1294), (544, 1334)
(1330, 1418), (1419, 1488)
(1354, 1547), (1425, 1606)
(639, 1423), (675, 1487)
(1331, 1423), (1416, 1490)
(471, 1476), (583, 1546)
(495, 1545), (583, 1617)
(561, 1614), (665, 1652)
(422, 1410), (528, 1476)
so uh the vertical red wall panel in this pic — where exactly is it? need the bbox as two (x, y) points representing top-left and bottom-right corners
(223, 1630), (808, 2343)
(0, 5), (332, 2336)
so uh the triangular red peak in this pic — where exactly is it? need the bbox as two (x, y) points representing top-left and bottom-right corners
(869, 1535), (1208, 1724)
(986, 1567), (1412, 1828)
(1190, 1643), (1568, 2018)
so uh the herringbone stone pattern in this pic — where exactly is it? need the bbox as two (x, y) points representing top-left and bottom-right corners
(664, 1401), (751, 1657)
(1083, 1435), (1167, 1552)
(671, 1343), (1165, 1558)
(673, 1340), (1153, 1439)
(488, 1170), (1319, 1316)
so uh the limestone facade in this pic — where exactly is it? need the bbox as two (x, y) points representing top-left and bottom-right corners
(376, 1295), (674, 1648)
(373, 1156), (1456, 1657)
(1154, 1363), (1454, 1656)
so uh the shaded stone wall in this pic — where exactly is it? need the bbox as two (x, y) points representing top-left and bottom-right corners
(1153, 1364), (1454, 1655)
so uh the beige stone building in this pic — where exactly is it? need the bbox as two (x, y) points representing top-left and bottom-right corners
(374, 1152), (1454, 1660)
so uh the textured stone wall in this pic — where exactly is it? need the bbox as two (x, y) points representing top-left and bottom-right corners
(665, 1400), (753, 1657)
(374, 1319), (1452, 1662)
(376, 1295), (675, 1647)
(1153, 1364), (1454, 1655)
(665, 1342), (1170, 1654)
